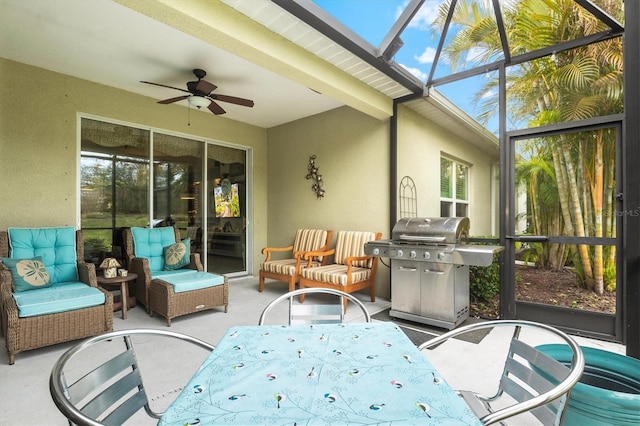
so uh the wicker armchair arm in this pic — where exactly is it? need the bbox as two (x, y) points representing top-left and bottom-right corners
(0, 265), (13, 300)
(188, 253), (203, 271)
(77, 262), (98, 287)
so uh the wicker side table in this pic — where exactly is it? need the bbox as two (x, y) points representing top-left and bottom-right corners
(97, 273), (138, 320)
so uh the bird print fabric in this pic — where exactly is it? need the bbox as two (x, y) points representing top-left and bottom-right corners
(158, 322), (480, 425)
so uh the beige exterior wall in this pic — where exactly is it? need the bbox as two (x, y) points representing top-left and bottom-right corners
(0, 59), (268, 274)
(397, 104), (498, 236)
(0, 59), (498, 298)
(266, 106), (392, 297)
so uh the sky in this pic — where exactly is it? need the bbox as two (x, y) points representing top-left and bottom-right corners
(313, 0), (500, 134)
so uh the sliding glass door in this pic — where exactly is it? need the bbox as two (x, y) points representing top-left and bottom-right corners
(80, 117), (248, 276)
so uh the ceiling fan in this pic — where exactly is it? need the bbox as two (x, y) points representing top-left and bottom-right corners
(141, 68), (254, 115)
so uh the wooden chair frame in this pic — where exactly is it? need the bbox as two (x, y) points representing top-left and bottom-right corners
(298, 231), (381, 312)
(259, 229), (333, 292)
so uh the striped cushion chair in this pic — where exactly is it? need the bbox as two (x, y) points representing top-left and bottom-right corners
(259, 229), (333, 292)
(298, 230), (382, 312)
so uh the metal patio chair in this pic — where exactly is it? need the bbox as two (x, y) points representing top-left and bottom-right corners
(419, 320), (585, 425)
(49, 328), (214, 425)
(258, 288), (371, 325)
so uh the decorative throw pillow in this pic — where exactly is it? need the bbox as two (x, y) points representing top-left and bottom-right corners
(164, 238), (190, 271)
(1, 256), (52, 292)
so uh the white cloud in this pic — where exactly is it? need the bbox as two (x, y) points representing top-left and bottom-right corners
(414, 46), (437, 64)
(481, 88), (496, 99)
(399, 64), (428, 82)
(465, 47), (486, 64)
(396, 0), (443, 31)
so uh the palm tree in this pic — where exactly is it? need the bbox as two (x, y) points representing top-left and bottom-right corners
(432, 0), (623, 294)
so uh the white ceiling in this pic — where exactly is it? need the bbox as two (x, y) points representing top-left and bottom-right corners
(0, 0), (346, 128)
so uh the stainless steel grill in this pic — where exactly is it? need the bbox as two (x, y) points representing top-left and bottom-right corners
(364, 217), (503, 329)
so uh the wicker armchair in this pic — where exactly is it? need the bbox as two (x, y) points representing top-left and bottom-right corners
(123, 226), (228, 326)
(123, 226), (203, 311)
(0, 228), (113, 364)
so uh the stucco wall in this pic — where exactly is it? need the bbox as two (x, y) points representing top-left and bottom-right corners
(266, 106), (392, 298)
(0, 59), (268, 274)
(397, 104), (498, 236)
(1, 59), (498, 297)
(266, 105), (499, 300)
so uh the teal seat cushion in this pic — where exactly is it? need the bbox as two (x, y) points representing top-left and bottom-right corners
(131, 227), (177, 272)
(12, 282), (106, 318)
(153, 270), (225, 293)
(8, 227), (78, 284)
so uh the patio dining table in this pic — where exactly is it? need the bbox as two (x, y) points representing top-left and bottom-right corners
(158, 321), (481, 425)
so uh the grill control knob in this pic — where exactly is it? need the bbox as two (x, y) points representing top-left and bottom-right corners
(410, 250), (417, 258)
(396, 249), (404, 257)
(372, 248), (380, 256)
(423, 251), (431, 260)
(437, 252), (446, 261)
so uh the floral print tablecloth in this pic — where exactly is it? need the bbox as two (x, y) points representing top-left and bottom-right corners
(159, 322), (480, 425)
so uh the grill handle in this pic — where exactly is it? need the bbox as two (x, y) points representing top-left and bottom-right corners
(398, 235), (447, 242)
(423, 269), (445, 275)
(505, 235), (549, 242)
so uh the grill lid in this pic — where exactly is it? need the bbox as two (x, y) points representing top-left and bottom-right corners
(392, 217), (469, 244)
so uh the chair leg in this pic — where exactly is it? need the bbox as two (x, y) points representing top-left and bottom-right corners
(369, 284), (376, 302)
(288, 276), (296, 292)
(258, 273), (265, 292)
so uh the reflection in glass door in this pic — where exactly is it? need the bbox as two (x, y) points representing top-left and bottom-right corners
(506, 122), (622, 340)
(206, 145), (247, 276)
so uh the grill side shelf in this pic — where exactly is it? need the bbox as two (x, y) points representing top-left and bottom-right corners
(452, 245), (504, 266)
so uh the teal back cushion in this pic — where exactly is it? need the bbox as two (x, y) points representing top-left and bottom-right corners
(131, 227), (176, 272)
(8, 227), (78, 285)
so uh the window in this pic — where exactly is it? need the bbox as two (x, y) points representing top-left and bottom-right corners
(440, 157), (469, 217)
(80, 117), (248, 276)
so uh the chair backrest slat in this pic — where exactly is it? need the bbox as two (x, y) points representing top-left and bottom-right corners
(101, 391), (151, 426)
(67, 348), (138, 403)
(81, 371), (146, 421)
(499, 337), (569, 423)
(259, 288), (371, 325)
(290, 301), (344, 324)
(50, 329), (215, 425)
(418, 320), (585, 426)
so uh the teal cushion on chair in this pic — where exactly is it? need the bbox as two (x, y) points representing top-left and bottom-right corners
(1, 256), (52, 292)
(131, 227), (177, 272)
(12, 282), (105, 317)
(164, 238), (190, 271)
(7, 227), (78, 284)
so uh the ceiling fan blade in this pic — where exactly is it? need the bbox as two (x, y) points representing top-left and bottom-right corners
(207, 100), (226, 115)
(195, 79), (217, 95)
(211, 94), (255, 108)
(158, 95), (189, 104)
(140, 81), (190, 93)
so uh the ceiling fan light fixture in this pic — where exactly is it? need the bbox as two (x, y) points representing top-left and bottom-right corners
(188, 95), (211, 109)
